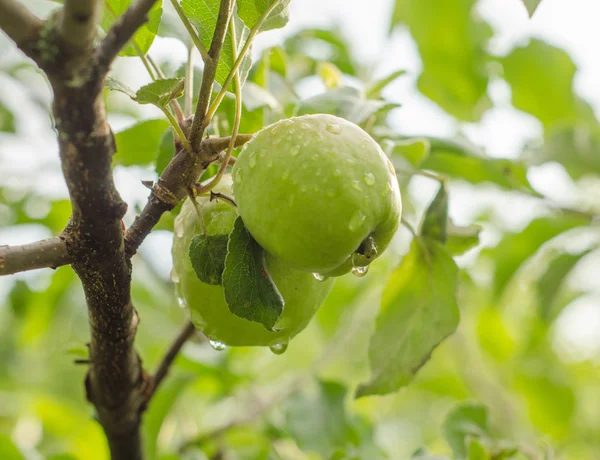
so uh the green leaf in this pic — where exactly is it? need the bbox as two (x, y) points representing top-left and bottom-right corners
(136, 78), (185, 108)
(391, 0), (492, 121)
(357, 239), (459, 397)
(102, 0), (163, 56)
(0, 434), (24, 460)
(446, 221), (482, 256)
(528, 124), (600, 179)
(366, 69), (407, 98)
(388, 138), (431, 167)
(189, 233), (229, 285)
(536, 250), (591, 322)
(468, 438), (490, 460)
(420, 138), (535, 192)
(155, 128), (175, 176)
(521, 0), (543, 17)
(502, 40), (578, 127)
(182, 0), (252, 88)
(105, 77), (137, 99)
(420, 183), (449, 244)
(222, 216), (284, 330)
(443, 403), (489, 459)
(143, 374), (195, 460)
(285, 381), (349, 457)
(114, 119), (170, 167)
(411, 448), (452, 460)
(237, 0), (291, 31)
(297, 87), (398, 125)
(48, 455), (79, 460)
(0, 102), (15, 132)
(485, 215), (589, 297)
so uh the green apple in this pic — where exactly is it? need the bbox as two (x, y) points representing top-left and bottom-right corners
(171, 175), (334, 347)
(232, 114), (402, 276)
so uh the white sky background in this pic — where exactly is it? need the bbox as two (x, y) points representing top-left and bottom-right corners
(2, 0), (600, 357)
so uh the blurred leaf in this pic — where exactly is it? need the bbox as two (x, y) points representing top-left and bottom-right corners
(0, 434), (24, 460)
(182, 0), (252, 89)
(189, 234), (229, 285)
(297, 87), (398, 125)
(392, 0), (491, 121)
(155, 128), (175, 176)
(446, 221), (482, 256)
(366, 70), (407, 98)
(467, 438), (489, 460)
(357, 239), (459, 397)
(443, 402), (489, 458)
(536, 250), (591, 322)
(105, 77), (137, 99)
(285, 381), (348, 457)
(317, 62), (342, 89)
(420, 183), (449, 243)
(223, 216), (284, 330)
(521, 0), (543, 17)
(143, 374), (195, 460)
(528, 124), (600, 179)
(242, 82), (280, 111)
(0, 102), (15, 132)
(411, 448), (452, 460)
(502, 39), (578, 127)
(102, 0), (162, 56)
(284, 28), (358, 76)
(136, 79), (185, 108)
(48, 456), (79, 460)
(420, 138), (534, 192)
(387, 137), (431, 167)
(114, 119), (170, 166)
(485, 215), (589, 297)
(238, 0), (291, 31)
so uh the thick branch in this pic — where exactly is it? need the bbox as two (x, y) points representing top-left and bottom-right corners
(146, 321), (196, 401)
(57, 0), (102, 54)
(0, 0), (42, 54)
(189, 0), (234, 151)
(0, 237), (71, 276)
(96, 0), (159, 69)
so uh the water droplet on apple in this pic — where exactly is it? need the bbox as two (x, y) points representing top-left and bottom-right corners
(334, 168), (342, 177)
(349, 211), (366, 232)
(209, 339), (226, 351)
(234, 169), (242, 183)
(249, 156), (256, 168)
(290, 146), (300, 156)
(269, 342), (288, 355)
(364, 172), (375, 186)
(176, 296), (186, 308)
(259, 151), (266, 158)
(326, 123), (342, 134)
(351, 265), (369, 277)
(170, 270), (180, 284)
(352, 180), (362, 191)
(300, 185), (307, 192)
(312, 272), (329, 282)
(282, 169), (290, 180)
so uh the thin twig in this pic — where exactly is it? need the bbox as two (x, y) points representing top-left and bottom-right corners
(146, 321), (197, 400)
(169, 0), (209, 62)
(204, 0), (281, 126)
(185, 41), (194, 117)
(57, 0), (102, 53)
(96, 0), (160, 69)
(0, 0), (42, 49)
(0, 237), (71, 276)
(189, 0), (234, 152)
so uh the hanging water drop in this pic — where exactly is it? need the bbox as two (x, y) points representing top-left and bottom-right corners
(312, 272), (329, 282)
(351, 265), (369, 277)
(269, 342), (288, 355)
(170, 270), (180, 284)
(176, 296), (186, 308)
(209, 339), (227, 351)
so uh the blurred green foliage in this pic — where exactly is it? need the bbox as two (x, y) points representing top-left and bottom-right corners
(1, 0), (600, 459)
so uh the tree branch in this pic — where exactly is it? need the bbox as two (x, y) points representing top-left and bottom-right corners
(57, 0), (102, 54)
(189, 0), (234, 152)
(146, 321), (196, 401)
(0, 237), (71, 276)
(96, 0), (159, 69)
(0, 0), (42, 56)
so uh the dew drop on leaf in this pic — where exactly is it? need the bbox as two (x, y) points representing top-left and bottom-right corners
(326, 123), (342, 134)
(269, 342), (288, 355)
(209, 339), (226, 351)
(351, 265), (369, 277)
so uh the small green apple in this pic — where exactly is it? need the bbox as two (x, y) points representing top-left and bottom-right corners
(171, 175), (334, 347)
(232, 114), (402, 276)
